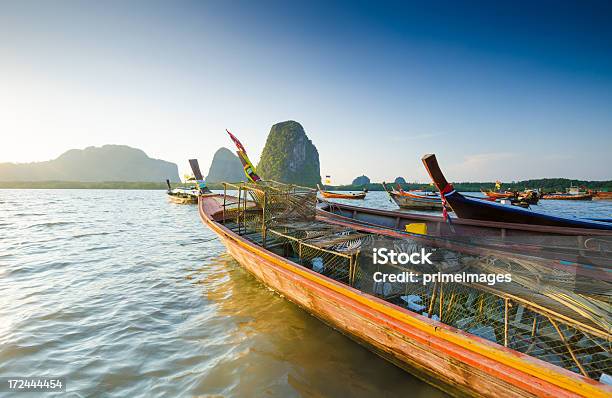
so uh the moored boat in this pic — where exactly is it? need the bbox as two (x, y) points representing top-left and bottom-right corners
(482, 190), (516, 200)
(318, 199), (610, 235)
(317, 199), (612, 270)
(517, 189), (540, 205)
(542, 186), (593, 200)
(317, 184), (367, 199)
(421, 154), (612, 230)
(189, 164), (611, 397)
(382, 182), (444, 210)
(542, 193), (593, 200)
(166, 179), (198, 204)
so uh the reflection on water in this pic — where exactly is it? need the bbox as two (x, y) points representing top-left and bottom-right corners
(0, 189), (445, 397)
(192, 254), (444, 397)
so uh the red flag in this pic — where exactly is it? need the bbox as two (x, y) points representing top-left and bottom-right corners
(226, 129), (246, 153)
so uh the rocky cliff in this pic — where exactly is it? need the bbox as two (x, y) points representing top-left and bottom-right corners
(205, 147), (245, 183)
(0, 145), (180, 182)
(352, 175), (370, 186)
(257, 121), (321, 186)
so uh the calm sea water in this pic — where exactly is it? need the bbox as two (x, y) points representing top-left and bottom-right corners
(0, 190), (454, 398)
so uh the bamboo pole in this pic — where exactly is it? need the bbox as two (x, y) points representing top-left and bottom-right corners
(236, 186), (241, 234)
(439, 282), (445, 321)
(548, 317), (588, 378)
(427, 281), (438, 319)
(348, 255), (354, 287)
(261, 190), (267, 248)
(445, 292), (456, 323)
(531, 315), (538, 338)
(222, 183), (227, 223)
(504, 298), (509, 347)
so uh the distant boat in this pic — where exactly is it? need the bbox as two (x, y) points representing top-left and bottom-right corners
(382, 182), (444, 210)
(317, 184), (366, 199)
(542, 185), (593, 200)
(421, 154), (612, 230)
(517, 189), (540, 205)
(166, 179), (198, 204)
(482, 190), (515, 200)
(541, 193), (593, 200)
(594, 191), (612, 200)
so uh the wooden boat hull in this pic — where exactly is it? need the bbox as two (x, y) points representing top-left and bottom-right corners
(319, 191), (367, 199)
(167, 193), (198, 204)
(196, 194), (610, 398)
(394, 189), (442, 199)
(318, 185), (367, 199)
(483, 191), (515, 200)
(318, 200), (612, 238)
(389, 192), (444, 210)
(382, 182), (444, 210)
(594, 192), (612, 200)
(541, 194), (592, 201)
(421, 155), (612, 231)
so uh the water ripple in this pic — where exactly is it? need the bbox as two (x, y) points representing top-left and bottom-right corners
(0, 189), (465, 397)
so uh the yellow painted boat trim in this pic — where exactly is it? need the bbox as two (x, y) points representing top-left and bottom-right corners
(405, 223), (428, 235)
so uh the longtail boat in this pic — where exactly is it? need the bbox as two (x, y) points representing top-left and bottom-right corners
(482, 190), (516, 200)
(481, 190), (538, 207)
(517, 190), (540, 205)
(166, 179), (198, 204)
(317, 200), (611, 238)
(317, 184), (367, 199)
(189, 161), (611, 397)
(421, 154), (612, 230)
(317, 200), (612, 270)
(382, 182), (444, 210)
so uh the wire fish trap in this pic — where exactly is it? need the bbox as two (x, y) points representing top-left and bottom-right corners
(267, 227), (362, 285)
(355, 236), (611, 382)
(221, 181), (318, 235)
(218, 180), (611, 383)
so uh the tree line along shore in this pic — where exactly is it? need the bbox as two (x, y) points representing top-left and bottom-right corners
(1, 178), (610, 192)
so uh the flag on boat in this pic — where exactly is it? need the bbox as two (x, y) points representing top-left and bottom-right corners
(325, 175), (331, 185)
(237, 151), (261, 182)
(227, 129), (247, 153)
(226, 129), (261, 182)
(495, 180), (501, 190)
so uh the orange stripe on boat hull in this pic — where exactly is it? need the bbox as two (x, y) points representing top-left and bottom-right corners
(319, 191), (367, 199)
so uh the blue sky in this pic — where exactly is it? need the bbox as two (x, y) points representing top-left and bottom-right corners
(1, 1), (611, 183)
